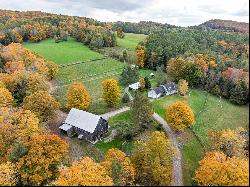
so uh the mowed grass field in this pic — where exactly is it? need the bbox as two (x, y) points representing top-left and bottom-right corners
(152, 89), (249, 185)
(24, 37), (155, 114)
(117, 33), (147, 50)
(23, 38), (103, 64)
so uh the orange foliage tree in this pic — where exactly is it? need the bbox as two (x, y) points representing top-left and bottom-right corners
(0, 162), (17, 186)
(22, 91), (60, 121)
(0, 87), (13, 107)
(66, 81), (91, 110)
(194, 151), (249, 186)
(102, 79), (121, 107)
(166, 101), (195, 131)
(53, 157), (113, 186)
(136, 45), (145, 68)
(102, 148), (135, 186)
(17, 134), (69, 186)
(4, 61), (25, 73)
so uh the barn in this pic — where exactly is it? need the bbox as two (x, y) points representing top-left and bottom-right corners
(59, 108), (108, 143)
(148, 82), (177, 99)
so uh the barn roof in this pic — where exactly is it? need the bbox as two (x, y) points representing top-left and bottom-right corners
(64, 108), (101, 133)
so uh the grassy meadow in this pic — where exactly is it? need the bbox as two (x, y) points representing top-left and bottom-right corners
(152, 89), (249, 185)
(23, 38), (103, 64)
(117, 33), (147, 50)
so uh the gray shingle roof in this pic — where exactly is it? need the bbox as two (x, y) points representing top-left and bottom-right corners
(153, 82), (177, 94)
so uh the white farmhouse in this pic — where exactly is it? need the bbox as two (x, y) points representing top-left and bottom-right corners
(148, 82), (177, 99)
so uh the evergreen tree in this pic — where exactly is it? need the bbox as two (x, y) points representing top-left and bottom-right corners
(144, 76), (151, 89)
(230, 80), (249, 105)
(130, 92), (153, 129)
(119, 66), (139, 86)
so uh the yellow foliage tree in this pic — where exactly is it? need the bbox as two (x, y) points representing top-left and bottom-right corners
(46, 61), (59, 80)
(22, 91), (60, 121)
(208, 128), (246, 157)
(178, 79), (189, 96)
(0, 162), (17, 186)
(26, 73), (50, 95)
(102, 148), (135, 186)
(66, 82), (91, 110)
(17, 134), (69, 186)
(139, 78), (145, 91)
(131, 131), (175, 186)
(136, 45), (145, 68)
(53, 157), (113, 186)
(0, 87), (13, 107)
(102, 79), (121, 107)
(194, 151), (249, 186)
(0, 107), (40, 162)
(166, 101), (195, 131)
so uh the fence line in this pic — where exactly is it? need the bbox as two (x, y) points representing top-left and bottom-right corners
(59, 57), (107, 68)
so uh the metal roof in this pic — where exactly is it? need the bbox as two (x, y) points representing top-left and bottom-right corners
(129, 82), (140, 90)
(59, 123), (72, 131)
(64, 108), (101, 133)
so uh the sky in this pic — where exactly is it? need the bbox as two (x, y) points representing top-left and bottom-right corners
(0, 0), (249, 26)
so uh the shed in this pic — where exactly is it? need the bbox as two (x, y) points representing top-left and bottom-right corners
(129, 82), (140, 90)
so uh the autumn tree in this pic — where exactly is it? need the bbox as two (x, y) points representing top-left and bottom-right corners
(208, 128), (247, 157)
(0, 162), (17, 186)
(4, 61), (25, 73)
(130, 92), (153, 129)
(194, 151), (249, 186)
(102, 79), (121, 107)
(178, 79), (189, 96)
(131, 131), (175, 186)
(117, 27), (125, 38)
(26, 73), (50, 95)
(139, 77), (145, 91)
(53, 157), (113, 186)
(167, 57), (187, 82)
(166, 101), (195, 131)
(22, 91), (60, 121)
(102, 148), (135, 186)
(66, 81), (91, 110)
(0, 87), (13, 107)
(136, 45), (145, 68)
(46, 61), (59, 80)
(17, 134), (69, 185)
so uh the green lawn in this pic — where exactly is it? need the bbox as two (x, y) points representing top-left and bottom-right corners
(24, 38), (103, 64)
(117, 33), (147, 50)
(152, 89), (249, 185)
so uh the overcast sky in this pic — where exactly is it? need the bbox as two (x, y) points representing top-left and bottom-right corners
(0, 0), (249, 26)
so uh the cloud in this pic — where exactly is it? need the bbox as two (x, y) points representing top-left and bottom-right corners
(0, 0), (249, 26)
(232, 9), (249, 17)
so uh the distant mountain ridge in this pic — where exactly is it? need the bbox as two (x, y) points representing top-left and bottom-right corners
(198, 19), (249, 33)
